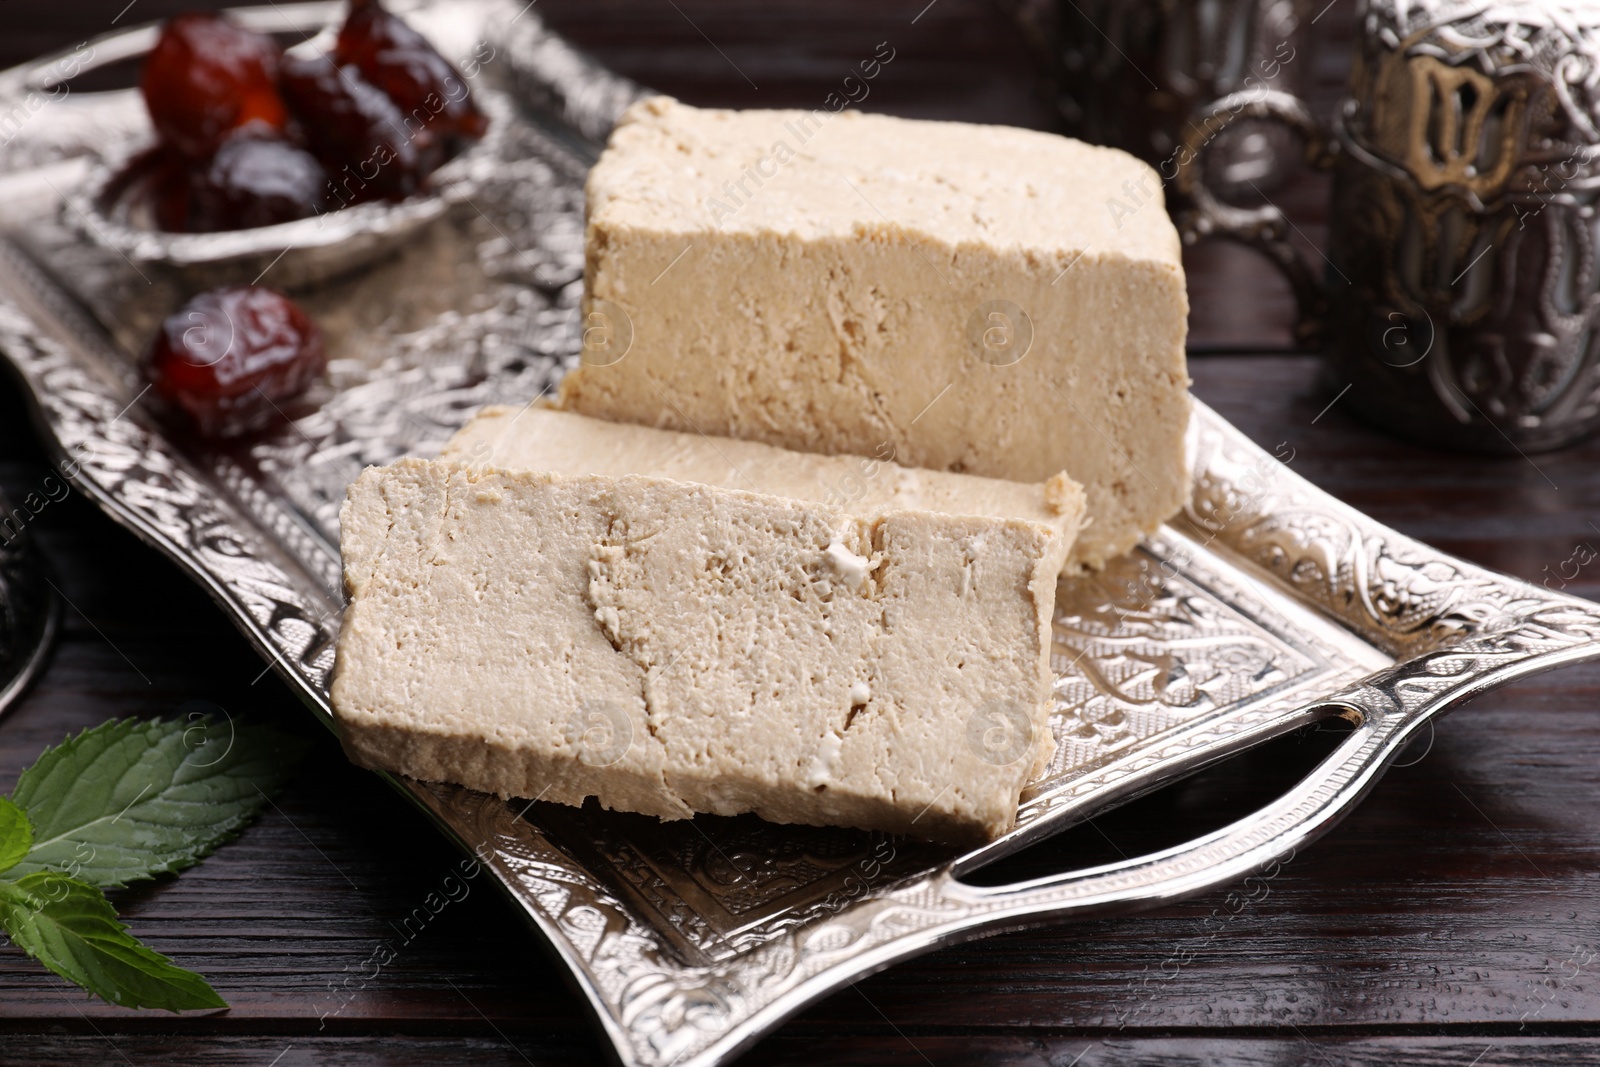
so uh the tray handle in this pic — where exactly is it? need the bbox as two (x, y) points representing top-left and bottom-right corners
(938, 697), (1375, 915)
(922, 603), (1600, 926)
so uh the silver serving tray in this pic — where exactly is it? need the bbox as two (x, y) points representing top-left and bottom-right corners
(4, 4), (1600, 1064)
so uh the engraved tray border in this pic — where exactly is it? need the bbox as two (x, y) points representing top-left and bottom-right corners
(4, 5), (1600, 1064)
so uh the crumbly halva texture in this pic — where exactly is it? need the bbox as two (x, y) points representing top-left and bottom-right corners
(330, 459), (1061, 844)
(439, 405), (1086, 574)
(557, 96), (1191, 569)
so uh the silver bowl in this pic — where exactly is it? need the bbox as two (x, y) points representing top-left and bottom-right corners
(47, 2), (511, 290)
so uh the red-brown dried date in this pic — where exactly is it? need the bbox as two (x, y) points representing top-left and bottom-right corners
(336, 0), (487, 151)
(140, 13), (289, 159)
(187, 132), (329, 232)
(279, 51), (435, 204)
(145, 286), (326, 438)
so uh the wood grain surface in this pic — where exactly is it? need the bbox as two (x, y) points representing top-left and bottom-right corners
(1, 2), (1597, 1065)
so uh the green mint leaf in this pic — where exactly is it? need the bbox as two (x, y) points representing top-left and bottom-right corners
(0, 797), (32, 875)
(6, 716), (307, 888)
(0, 871), (226, 1011)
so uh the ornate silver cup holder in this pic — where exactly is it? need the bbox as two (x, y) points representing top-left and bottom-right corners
(2, 3), (1598, 1065)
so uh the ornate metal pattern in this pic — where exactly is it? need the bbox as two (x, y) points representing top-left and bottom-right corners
(1324, 0), (1600, 450)
(1177, 0), (1600, 451)
(2, 4), (1600, 1065)
(0, 282), (343, 700)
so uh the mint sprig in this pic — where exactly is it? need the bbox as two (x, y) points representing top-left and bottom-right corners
(0, 716), (306, 1010)
(0, 872), (227, 1010)
(9, 717), (303, 887)
(0, 797), (31, 872)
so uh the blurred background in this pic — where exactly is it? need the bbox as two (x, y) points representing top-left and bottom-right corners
(0, 0), (1356, 351)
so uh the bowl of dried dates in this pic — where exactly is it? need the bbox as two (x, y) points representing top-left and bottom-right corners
(71, 0), (508, 288)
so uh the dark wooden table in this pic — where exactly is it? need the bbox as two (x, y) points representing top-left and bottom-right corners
(2, 3), (1598, 1065)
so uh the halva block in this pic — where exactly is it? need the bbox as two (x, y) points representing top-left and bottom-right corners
(558, 97), (1190, 568)
(330, 458), (1061, 844)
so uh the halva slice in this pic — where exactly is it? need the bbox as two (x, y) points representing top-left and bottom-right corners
(558, 96), (1190, 569)
(440, 405), (1086, 574)
(330, 458), (1061, 844)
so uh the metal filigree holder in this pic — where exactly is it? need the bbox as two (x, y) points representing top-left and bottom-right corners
(1, 3), (1599, 1065)
(1176, 0), (1600, 453)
